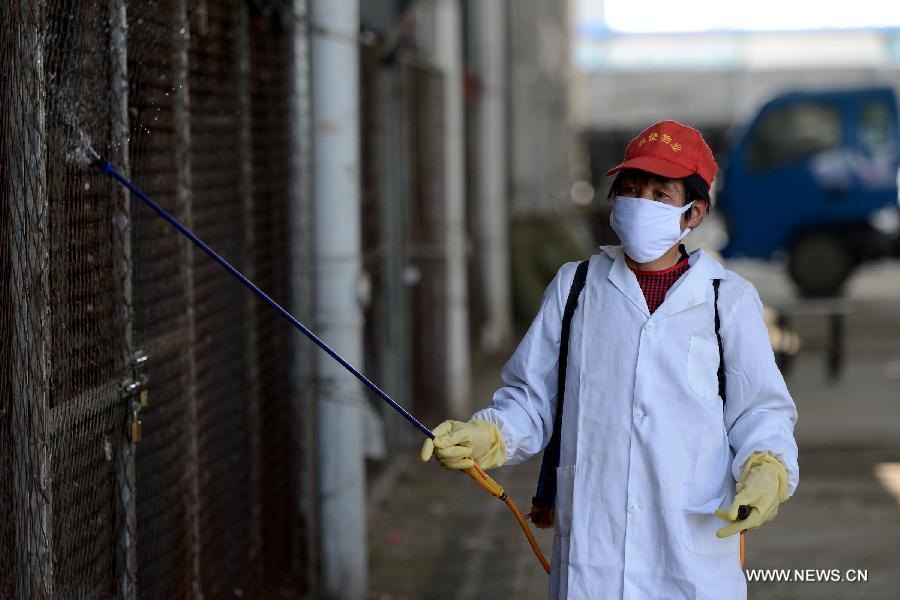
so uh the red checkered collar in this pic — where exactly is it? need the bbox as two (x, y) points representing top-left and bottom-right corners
(628, 244), (691, 275)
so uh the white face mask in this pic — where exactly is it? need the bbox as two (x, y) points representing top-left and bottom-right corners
(610, 195), (695, 263)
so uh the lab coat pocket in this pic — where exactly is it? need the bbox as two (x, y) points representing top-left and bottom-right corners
(687, 335), (720, 400)
(681, 485), (740, 556)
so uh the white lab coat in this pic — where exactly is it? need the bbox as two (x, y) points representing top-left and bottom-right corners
(473, 245), (799, 600)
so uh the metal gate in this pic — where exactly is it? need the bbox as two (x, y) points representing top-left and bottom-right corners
(2, 1), (315, 597)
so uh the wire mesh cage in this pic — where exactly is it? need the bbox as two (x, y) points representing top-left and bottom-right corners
(2, 0), (314, 597)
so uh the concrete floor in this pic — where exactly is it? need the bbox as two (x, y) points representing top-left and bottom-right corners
(367, 258), (900, 599)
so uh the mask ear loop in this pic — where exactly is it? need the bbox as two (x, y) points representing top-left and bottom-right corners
(678, 200), (696, 241)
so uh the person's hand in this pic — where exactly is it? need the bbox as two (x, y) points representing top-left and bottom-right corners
(715, 451), (790, 537)
(419, 419), (507, 470)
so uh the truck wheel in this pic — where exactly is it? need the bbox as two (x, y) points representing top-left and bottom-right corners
(788, 232), (855, 297)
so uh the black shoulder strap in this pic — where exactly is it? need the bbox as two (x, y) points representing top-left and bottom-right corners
(713, 278), (727, 405)
(532, 259), (590, 510)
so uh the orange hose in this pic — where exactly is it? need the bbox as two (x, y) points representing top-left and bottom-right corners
(502, 493), (551, 574)
(463, 465), (551, 574)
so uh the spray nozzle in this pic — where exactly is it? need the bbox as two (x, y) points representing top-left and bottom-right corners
(87, 147), (107, 169)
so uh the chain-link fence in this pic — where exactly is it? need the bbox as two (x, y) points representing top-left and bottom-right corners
(2, 1), (315, 597)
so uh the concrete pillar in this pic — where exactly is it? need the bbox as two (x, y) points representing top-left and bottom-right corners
(309, 0), (367, 597)
(468, 0), (513, 354)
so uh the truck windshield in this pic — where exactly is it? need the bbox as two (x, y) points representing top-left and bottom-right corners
(747, 103), (841, 171)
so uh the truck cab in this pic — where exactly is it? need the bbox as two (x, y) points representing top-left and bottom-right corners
(718, 87), (900, 296)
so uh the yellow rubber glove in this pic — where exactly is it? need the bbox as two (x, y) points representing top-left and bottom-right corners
(419, 419), (507, 470)
(715, 451), (790, 538)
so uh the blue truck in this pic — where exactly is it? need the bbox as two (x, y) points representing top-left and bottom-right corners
(718, 86), (900, 296)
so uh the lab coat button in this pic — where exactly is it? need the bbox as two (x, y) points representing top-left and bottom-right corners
(633, 409), (644, 420)
(645, 322), (655, 332)
(627, 502), (638, 513)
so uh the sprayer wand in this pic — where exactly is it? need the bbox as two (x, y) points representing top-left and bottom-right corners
(91, 153), (551, 574)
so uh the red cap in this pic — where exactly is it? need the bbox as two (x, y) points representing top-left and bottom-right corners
(604, 120), (717, 188)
